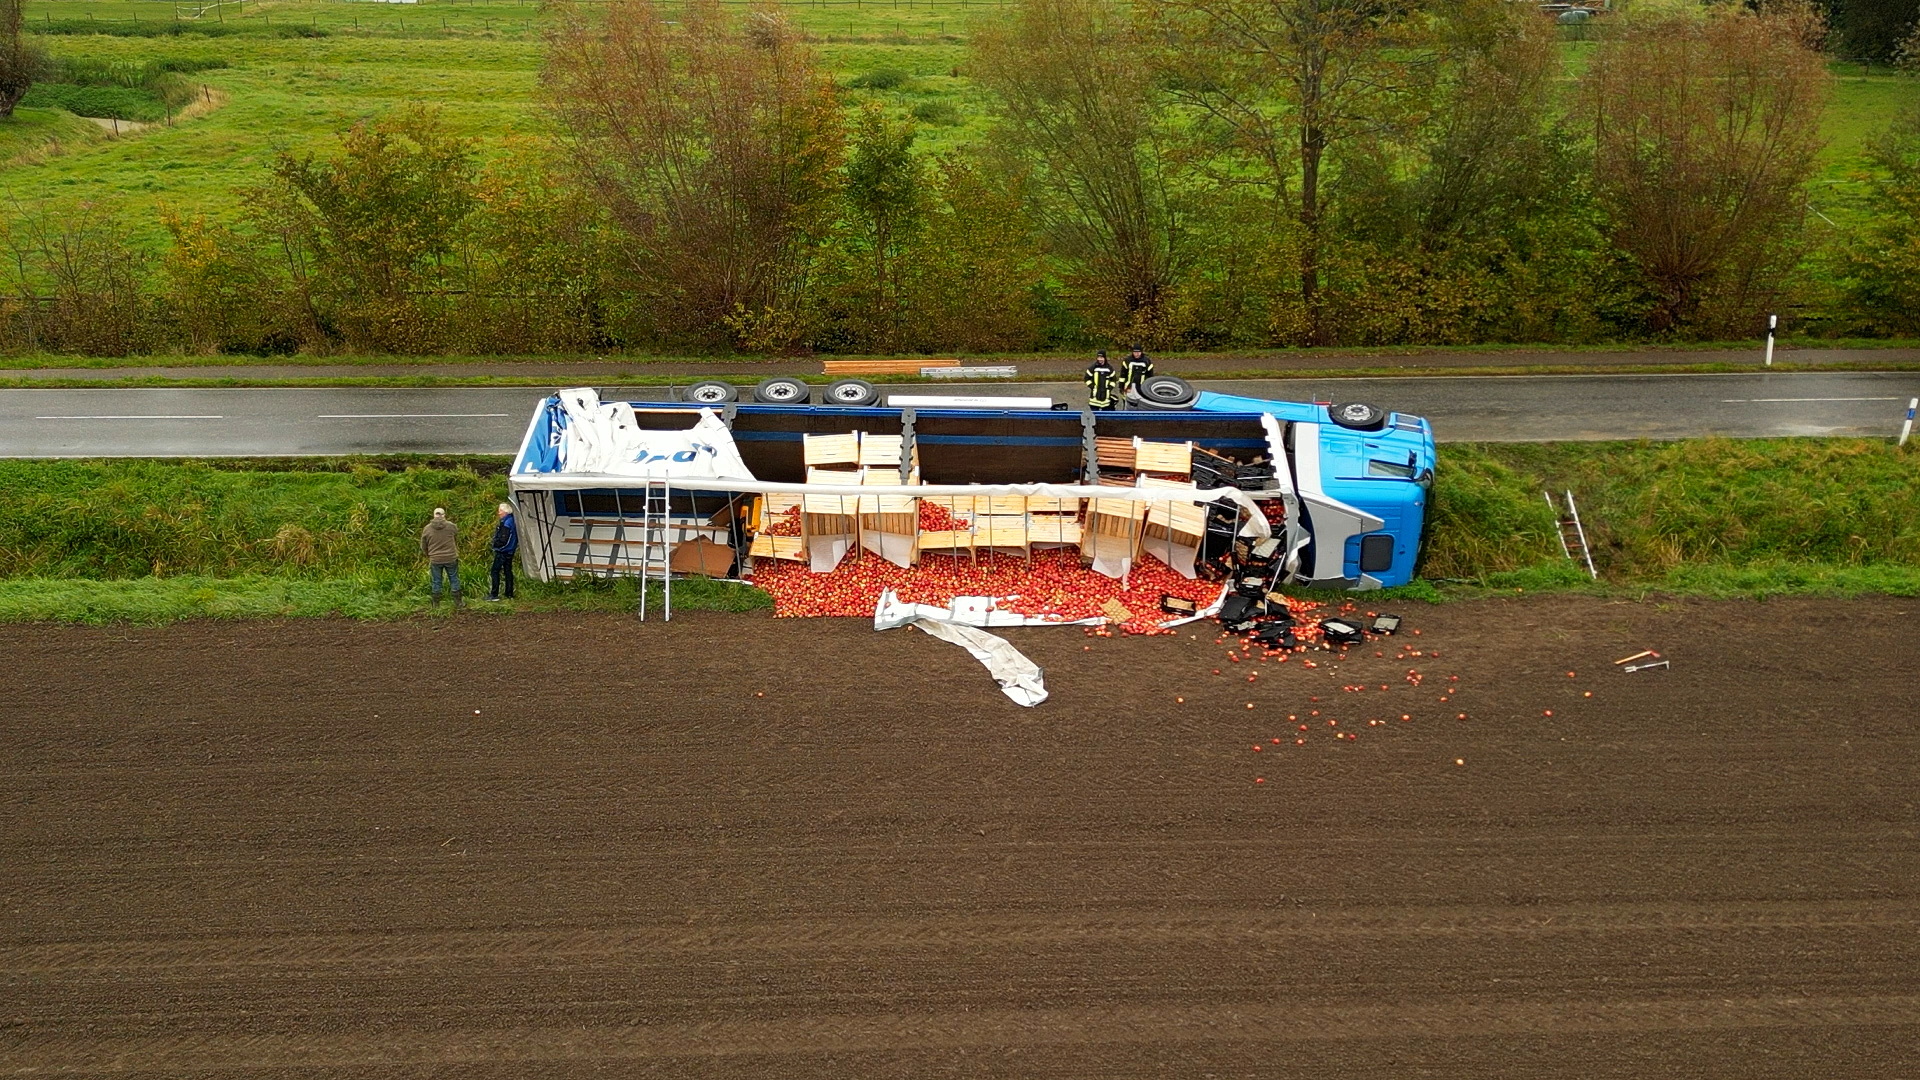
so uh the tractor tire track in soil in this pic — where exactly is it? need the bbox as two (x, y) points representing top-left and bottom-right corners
(1, 596), (1916, 1077)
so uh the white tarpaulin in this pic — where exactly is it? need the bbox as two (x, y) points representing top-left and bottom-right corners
(552, 388), (755, 479)
(874, 591), (1050, 706)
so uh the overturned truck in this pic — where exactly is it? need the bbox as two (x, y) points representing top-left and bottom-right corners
(505, 384), (1435, 608)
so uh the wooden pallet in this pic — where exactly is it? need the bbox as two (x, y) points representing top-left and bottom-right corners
(821, 358), (960, 375)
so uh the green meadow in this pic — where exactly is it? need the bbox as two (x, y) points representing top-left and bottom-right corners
(2, 0), (989, 245)
(6, 0), (1916, 250)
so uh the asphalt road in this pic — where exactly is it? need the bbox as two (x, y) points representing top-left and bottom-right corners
(3, 372), (1917, 457)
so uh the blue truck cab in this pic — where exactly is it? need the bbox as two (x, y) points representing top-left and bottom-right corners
(1189, 392), (1435, 589)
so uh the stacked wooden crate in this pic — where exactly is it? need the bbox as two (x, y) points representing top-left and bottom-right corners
(1025, 495), (1083, 545)
(1094, 436), (1137, 485)
(858, 434), (920, 567)
(747, 489), (807, 562)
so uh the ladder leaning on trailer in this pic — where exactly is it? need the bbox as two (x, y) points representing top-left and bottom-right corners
(638, 478), (673, 621)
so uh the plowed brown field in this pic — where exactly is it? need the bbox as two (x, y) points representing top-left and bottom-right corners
(2, 596), (1917, 1077)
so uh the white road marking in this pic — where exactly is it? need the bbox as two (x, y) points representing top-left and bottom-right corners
(316, 413), (513, 418)
(1718, 397), (1902, 403)
(34, 414), (225, 420)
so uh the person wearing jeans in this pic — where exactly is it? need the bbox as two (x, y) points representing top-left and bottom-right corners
(421, 507), (461, 608)
(488, 502), (518, 602)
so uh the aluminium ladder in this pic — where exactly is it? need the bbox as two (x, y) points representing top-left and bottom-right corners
(1545, 490), (1598, 580)
(638, 479), (673, 621)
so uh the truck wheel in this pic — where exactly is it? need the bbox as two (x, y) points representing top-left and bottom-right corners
(1329, 401), (1387, 431)
(823, 378), (880, 407)
(752, 377), (812, 405)
(683, 379), (738, 404)
(1133, 375), (1198, 410)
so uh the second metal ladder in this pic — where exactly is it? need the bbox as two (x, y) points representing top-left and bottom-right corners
(1546, 490), (1597, 580)
(638, 479), (673, 621)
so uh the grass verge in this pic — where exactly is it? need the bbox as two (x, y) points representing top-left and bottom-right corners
(0, 439), (1914, 622)
(0, 573), (771, 623)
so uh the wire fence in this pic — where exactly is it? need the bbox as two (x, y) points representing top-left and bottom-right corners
(36, 0), (1005, 41)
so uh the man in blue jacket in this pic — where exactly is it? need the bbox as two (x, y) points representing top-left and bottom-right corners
(487, 502), (519, 602)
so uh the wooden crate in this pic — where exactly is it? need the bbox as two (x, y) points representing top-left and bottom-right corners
(803, 433), (860, 466)
(1027, 516), (1083, 544)
(1135, 439), (1193, 475)
(858, 434), (904, 467)
(1025, 495), (1078, 514)
(749, 534), (805, 561)
(1094, 436), (1137, 469)
(1141, 477), (1206, 537)
(917, 530), (977, 553)
(762, 492), (804, 519)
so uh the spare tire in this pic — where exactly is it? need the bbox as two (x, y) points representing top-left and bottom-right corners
(1329, 401), (1387, 431)
(752, 376), (812, 405)
(1131, 374), (1198, 410)
(683, 379), (738, 405)
(823, 378), (880, 407)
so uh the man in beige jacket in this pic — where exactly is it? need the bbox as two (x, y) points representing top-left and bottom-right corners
(421, 507), (462, 607)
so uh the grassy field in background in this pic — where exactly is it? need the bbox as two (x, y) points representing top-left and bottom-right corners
(0, 438), (1913, 622)
(1, 0), (984, 246)
(0, 0), (1914, 249)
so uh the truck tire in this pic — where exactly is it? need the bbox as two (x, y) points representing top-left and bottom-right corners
(1329, 401), (1387, 431)
(823, 378), (880, 407)
(1132, 375), (1198, 410)
(683, 379), (738, 405)
(752, 377), (812, 405)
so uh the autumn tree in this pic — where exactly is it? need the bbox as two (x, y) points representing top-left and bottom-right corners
(543, 0), (844, 350)
(1585, 3), (1830, 333)
(899, 156), (1045, 351)
(838, 104), (927, 350)
(1842, 104), (1920, 333)
(1138, 0), (1428, 344)
(1819, 0), (1920, 61)
(1408, 0), (1562, 248)
(971, 0), (1183, 343)
(248, 107), (478, 350)
(0, 0), (47, 120)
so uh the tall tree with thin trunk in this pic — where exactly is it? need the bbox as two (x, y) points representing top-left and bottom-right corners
(1138, 0), (1426, 344)
(544, 0), (844, 349)
(841, 104), (926, 350)
(0, 0), (48, 120)
(971, 0), (1183, 342)
(1585, 3), (1830, 333)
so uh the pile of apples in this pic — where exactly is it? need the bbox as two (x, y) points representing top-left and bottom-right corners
(753, 547), (1221, 630)
(761, 506), (802, 537)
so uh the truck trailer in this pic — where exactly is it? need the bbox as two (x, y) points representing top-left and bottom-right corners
(505, 379), (1435, 598)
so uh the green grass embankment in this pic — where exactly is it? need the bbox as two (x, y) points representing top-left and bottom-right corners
(0, 438), (1914, 622)
(0, 457), (771, 619)
(1424, 439), (1920, 596)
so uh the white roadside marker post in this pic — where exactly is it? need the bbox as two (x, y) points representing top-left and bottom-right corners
(1900, 397), (1917, 448)
(1763, 313), (1776, 367)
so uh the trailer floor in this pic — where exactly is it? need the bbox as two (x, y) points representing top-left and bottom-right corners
(2, 597), (1917, 1078)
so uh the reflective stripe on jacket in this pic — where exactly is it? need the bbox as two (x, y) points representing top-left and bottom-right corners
(1085, 365), (1119, 407)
